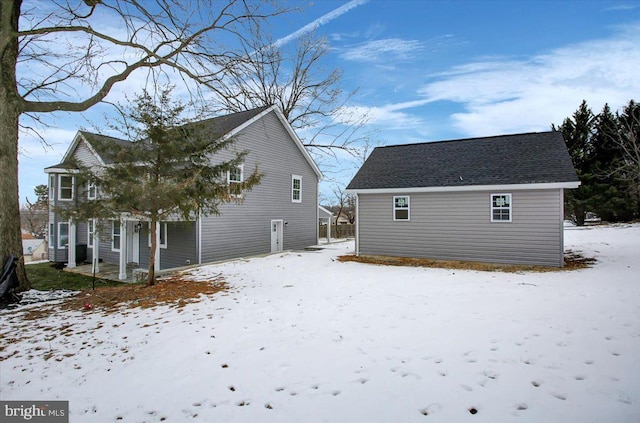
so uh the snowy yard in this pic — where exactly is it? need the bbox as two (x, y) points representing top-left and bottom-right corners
(1, 224), (639, 422)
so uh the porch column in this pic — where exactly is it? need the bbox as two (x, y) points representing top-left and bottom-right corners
(92, 220), (99, 274)
(154, 222), (161, 271)
(118, 220), (127, 280)
(68, 222), (76, 268)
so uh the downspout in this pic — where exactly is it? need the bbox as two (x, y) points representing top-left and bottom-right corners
(92, 219), (99, 274)
(355, 193), (360, 256)
(197, 210), (202, 265)
(559, 188), (565, 267)
(118, 219), (127, 280)
(316, 180), (320, 245)
(68, 221), (76, 268)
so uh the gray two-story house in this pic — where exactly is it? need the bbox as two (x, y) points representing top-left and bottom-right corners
(346, 131), (580, 267)
(45, 105), (322, 279)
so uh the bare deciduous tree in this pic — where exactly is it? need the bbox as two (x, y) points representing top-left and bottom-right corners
(213, 26), (372, 160)
(20, 184), (48, 238)
(1, 0), (283, 291)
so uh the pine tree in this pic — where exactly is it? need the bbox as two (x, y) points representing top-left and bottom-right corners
(61, 87), (263, 286)
(555, 100), (596, 225)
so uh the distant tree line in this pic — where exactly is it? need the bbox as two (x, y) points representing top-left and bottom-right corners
(555, 99), (639, 225)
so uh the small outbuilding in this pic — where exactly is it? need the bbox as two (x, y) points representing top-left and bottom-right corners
(346, 131), (580, 267)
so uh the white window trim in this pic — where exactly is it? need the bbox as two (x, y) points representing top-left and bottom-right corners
(57, 222), (69, 249)
(148, 222), (168, 249)
(291, 175), (302, 203)
(491, 193), (512, 223)
(112, 221), (121, 252)
(87, 219), (95, 248)
(227, 165), (244, 198)
(393, 195), (410, 221)
(49, 223), (54, 247)
(87, 182), (97, 200)
(58, 174), (74, 201)
(49, 175), (55, 200)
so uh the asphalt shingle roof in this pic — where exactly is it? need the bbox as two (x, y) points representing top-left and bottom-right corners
(346, 131), (578, 190)
(48, 106), (271, 168)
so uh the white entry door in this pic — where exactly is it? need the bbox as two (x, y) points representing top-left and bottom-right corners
(270, 220), (283, 253)
(126, 221), (140, 264)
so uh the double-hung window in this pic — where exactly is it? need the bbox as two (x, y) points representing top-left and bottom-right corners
(291, 175), (302, 203)
(491, 193), (512, 222)
(393, 196), (410, 221)
(112, 221), (121, 251)
(227, 165), (243, 198)
(58, 175), (74, 201)
(57, 222), (69, 249)
(87, 182), (97, 200)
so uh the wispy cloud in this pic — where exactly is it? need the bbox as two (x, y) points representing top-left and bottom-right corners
(273, 0), (369, 48)
(416, 23), (640, 137)
(605, 4), (639, 11)
(340, 38), (423, 62)
(340, 98), (434, 131)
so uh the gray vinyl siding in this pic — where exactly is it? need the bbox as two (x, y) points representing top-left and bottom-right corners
(200, 112), (318, 263)
(46, 111), (319, 270)
(48, 136), (102, 262)
(74, 139), (101, 166)
(358, 189), (564, 267)
(135, 222), (196, 270)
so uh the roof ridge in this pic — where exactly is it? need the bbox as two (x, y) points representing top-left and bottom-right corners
(376, 130), (559, 149)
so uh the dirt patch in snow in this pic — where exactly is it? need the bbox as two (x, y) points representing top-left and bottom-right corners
(337, 251), (595, 272)
(20, 274), (228, 320)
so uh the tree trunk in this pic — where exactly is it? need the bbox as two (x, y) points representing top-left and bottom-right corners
(147, 221), (157, 286)
(1, 0), (30, 292)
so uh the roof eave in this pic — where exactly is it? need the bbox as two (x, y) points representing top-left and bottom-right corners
(346, 181), (581, 194)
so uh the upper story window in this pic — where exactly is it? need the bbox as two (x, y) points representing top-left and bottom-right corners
(291, 175), (302, 203)
(393, 196), (410, 221)
(87, 182), (97, 200)
(491, 193), (512, 222)
(227, 165), (244, 198)
(58, 175), (74, 201)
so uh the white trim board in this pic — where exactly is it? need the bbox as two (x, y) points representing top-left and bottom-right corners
(346, 181), (580, 195)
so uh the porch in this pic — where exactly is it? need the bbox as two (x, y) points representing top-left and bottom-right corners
(64, 262), (146, 283)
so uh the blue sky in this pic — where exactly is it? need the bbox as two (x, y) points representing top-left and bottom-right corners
(18, 0), (640, 204)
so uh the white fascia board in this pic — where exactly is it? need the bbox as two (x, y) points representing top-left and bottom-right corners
(44, 167), (78, 174)
(222, 105), (323, 180)
(220, 105), (323, 180)
(61, 132), (107, 167)
(318, 205), (334, 217)
(271, 108), (323, 180)
(346, 181), (581, 194)
(221, 105), (277, 141)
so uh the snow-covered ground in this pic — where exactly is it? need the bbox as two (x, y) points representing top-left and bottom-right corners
(1, 224), (639, 422)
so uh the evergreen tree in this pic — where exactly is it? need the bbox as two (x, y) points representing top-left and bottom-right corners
(554, 100), (596, 225)
(62, 87), (263, 286)
(556, 99), (639, 224)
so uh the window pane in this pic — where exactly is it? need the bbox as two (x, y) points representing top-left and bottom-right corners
(229, 167), (242, 182)
(59, 223), (69, 248)
(395, 197), (408, 208)
(60, 175), (73, 199)
(395, 209), (409, 220)
(160, 223), (166, 246)
(292, 176), (302, 201)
